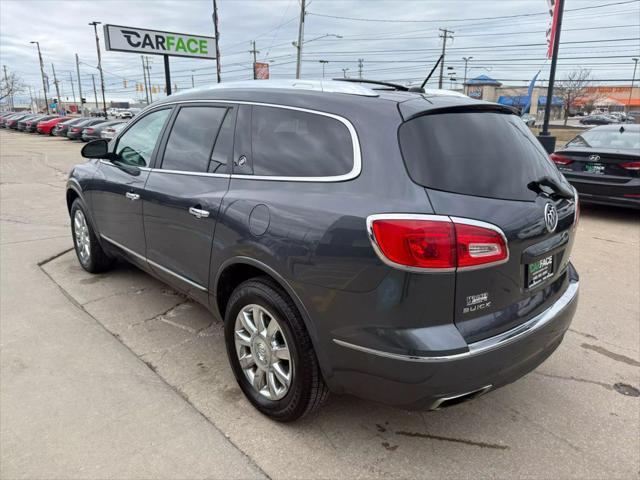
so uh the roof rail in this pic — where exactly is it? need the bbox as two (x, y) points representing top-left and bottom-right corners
(178, 79), (379, 97)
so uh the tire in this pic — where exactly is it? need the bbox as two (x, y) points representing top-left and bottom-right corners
(70, 199), (114, 273)
(224, 277), (329, 422)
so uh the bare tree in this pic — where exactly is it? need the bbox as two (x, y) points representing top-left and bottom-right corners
(556, 68), (597, 125)
(1, 71), (24, 105)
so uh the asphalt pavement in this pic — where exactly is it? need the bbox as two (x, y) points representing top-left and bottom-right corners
(1, 129), (638, 479)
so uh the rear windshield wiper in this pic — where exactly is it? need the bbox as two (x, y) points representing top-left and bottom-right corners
(527, 176), (574, 199)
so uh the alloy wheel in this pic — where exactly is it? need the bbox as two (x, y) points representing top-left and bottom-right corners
(73, 209), (91, 265)
(234, 304), (292, 400)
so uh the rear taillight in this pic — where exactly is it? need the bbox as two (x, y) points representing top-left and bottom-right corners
(71, 127), (80, 132)
(85, 128), (94, 134)
(367, 215), (508, 271)
(550, 153), (573, 165)
(620, 161), (640, 171)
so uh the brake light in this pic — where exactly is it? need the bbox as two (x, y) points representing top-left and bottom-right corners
(71, 127), (80, 132)
(85, 128), (94, 134)
(550, 153), (573, 165)
(368, 216), (508, 271)
(620, 161), (640, 171)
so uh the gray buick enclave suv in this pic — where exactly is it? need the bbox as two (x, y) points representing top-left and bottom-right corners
(67, 79), (580, 421)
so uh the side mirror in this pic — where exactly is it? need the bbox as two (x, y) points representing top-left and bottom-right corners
(81, 139), (111, 159)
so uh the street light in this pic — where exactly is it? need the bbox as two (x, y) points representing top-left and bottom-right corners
(30, 41), (49, 114)
(462, 56), (473, 94)
(342, 68), (349, 78)
(629, 58), (639, 112)
(293, 34), (342, 79)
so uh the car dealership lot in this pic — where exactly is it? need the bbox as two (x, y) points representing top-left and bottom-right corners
(1, 129), (638, 479)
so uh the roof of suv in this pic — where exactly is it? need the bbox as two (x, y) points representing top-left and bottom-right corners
(153, 79), (512, 120)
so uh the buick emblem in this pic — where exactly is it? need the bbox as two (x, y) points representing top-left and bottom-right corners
(544, 203), (558, 233)
(588, 154), (601, 162)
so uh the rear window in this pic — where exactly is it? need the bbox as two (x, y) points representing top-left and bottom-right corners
(398, 112), (563, 201)
(566, 128), (640, 150)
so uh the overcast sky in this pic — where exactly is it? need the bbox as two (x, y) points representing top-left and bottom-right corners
(1, 0), (639, 102)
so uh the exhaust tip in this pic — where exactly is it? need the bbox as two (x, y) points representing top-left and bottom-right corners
(430, 385), (492, 410)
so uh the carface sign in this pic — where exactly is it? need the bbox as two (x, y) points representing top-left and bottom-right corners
(103, 24), (216, 59)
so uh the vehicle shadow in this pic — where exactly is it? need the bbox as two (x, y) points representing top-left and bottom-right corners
(579, 202), (639, 222)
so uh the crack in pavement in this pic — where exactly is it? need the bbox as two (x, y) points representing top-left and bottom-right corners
(534, 371), (613, 391)
(394, 430), (509, 450)
(581, 343), (640, 368)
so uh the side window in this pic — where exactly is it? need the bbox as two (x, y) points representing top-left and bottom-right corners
(161, 106), (227, 172)
(209, 108), (236, 173)
(115, 109), (171, 167)
(250, 106), (353, 177)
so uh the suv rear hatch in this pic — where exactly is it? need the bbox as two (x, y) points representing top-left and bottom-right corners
(398, 102), (578, 343)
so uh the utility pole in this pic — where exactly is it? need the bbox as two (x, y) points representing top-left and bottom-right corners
(462, 56), (473, 94)
(76, 54), (85, 115)
(28, 86), (34, 112)
(629, 57), (639, 111)
(250, 41), (260, 80)
(539, 0), (564, 148)
(91, 74), (99, 113)
(191, 71), (195, 88)
(146, 57), (154, 102)
(89, 21), (108, 118)
(2, 65), (14, 110)
(30, 41), (49, 114)
(51, 63), (62, 114)
(69, 72), (77, 107)
(357, 58), (364, 79)
(212, 0), (221, 83)
(319, 60), (329, 79)
(438, 28), (454, 89)
(141, 55), (150, 104)
(295, 0), (306, 79)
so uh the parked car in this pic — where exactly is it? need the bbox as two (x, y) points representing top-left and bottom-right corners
(580, 115), (619, 125)
(53, 117), (89, 137)
(5, 114), (32, 129)
(25, 115), (56, 133)
(100, 122), (127, 140)
(37, 116), (72, 135)
(82, 120), (127, 142)
(551, 124), (640, 209)
(521, 113), (536, 127)
(67, 79), (579, 421)
(67, 118), (108, 140)
(117, 110), (133, 119)
(0, 113), (23, 128)
(16, 114), (42, 131)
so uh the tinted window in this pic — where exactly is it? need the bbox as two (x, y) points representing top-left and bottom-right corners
(162, 106), (227, 172)
(398, 112), (566, 201)
(210, 108), (236, 173)
(116, 109), (171, 167)
(250, 106), (353, 177)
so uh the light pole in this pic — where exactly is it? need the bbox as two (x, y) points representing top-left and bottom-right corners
(629, 58), (639, 112)
(342, 68), (349, 78)
(319, 60), (329, 78)
(30, 41), (49, 114)
(462, 56), (473, 94)
(89, 21), (108, 119)
(293, 34), (342, 79)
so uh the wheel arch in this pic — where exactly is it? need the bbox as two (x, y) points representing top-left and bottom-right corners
(213, 256), (329, 376)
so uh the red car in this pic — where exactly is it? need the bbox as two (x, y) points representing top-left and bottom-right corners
(37, 116), (71, 135)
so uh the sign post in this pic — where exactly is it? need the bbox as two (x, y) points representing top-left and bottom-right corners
(103, 24), (216, 97)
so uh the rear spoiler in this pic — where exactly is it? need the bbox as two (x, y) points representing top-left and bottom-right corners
(399, 96), (517, 121)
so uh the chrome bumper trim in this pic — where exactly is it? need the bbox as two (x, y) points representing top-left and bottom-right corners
(333, 280), (579, 363)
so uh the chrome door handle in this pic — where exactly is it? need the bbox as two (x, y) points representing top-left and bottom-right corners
(189, 207), (210, 219)
(125, 192), (140, 201)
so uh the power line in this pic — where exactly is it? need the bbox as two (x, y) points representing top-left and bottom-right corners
(307, 0), (638, 23)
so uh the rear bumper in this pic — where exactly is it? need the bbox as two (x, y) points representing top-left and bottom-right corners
(566, 175), (640, 209)
(329, 265), (579, 409)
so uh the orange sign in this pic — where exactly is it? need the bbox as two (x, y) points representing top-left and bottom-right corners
(254, 62), (269, 80)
